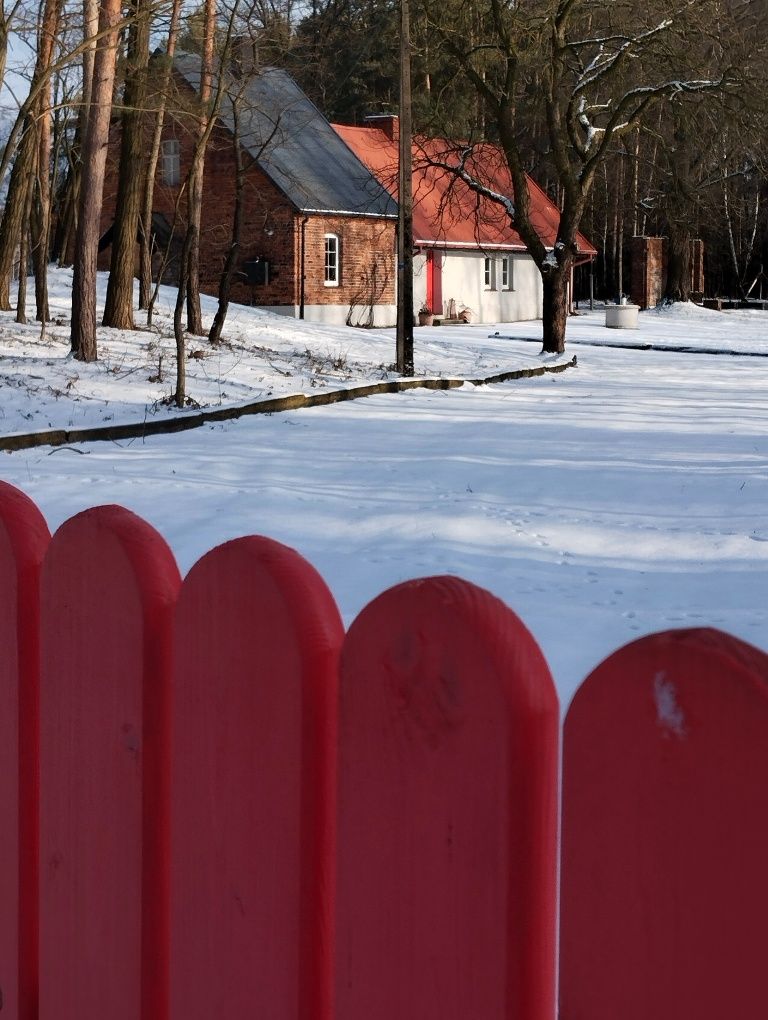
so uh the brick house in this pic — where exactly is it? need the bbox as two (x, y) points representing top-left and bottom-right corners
(101, 54), (596, 327)
(101, 53), (398, 327)
(336, 121), (597, 324)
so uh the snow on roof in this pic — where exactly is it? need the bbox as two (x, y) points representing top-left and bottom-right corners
(174, 53), (397, 219)
(333, 122), (597, 256)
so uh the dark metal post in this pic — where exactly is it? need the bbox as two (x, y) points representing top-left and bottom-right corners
(299, 215), (308, 319)
(396, 0), (414, 375)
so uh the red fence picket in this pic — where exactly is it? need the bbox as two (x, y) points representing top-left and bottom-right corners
(169, 537), (343, 1020)
(334, 577), (559, 1020)
(1, 482), (766, 1020)
(0, 483), (49, 1020)
(560, 628), (768, 1020)
(39, 507), (181, 1020)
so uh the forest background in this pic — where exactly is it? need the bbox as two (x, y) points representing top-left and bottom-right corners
(0, 0), (765, 383)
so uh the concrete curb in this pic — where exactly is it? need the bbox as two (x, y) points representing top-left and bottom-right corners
(492, 333), (768, 358)
(0, 355), (577, 453)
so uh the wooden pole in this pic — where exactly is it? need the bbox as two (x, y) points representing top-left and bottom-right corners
(396, 0), (414, 376)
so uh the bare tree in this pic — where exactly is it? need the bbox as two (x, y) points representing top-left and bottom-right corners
(70, 0), (122, 360)
(207, 90), (246, 346)
(102, 0), (152, 328)
(0, 0), (23, 96)
(423, 0), (748, 350)
(183, 0), (216, 336)
(15, 171), (35, 324)
(171, 0), (242, 404)
(139, 0), (182, 311)
(0, 3), (133, 309)
(207, 58), (285, 346)
(31, 0), (65, 322)
(0, 0), (63, 312)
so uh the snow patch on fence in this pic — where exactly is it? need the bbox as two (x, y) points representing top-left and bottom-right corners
(653, 671), (687, 738)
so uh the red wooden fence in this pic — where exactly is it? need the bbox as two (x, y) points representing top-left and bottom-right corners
(560, 629), (768, 1020)
(0, 479), (765, 1020)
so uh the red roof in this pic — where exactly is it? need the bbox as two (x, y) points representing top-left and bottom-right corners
(333, 122), (597, 257)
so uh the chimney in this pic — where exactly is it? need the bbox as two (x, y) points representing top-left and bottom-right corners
(363, 113), (399, 141)
(231, 35), (258, 78)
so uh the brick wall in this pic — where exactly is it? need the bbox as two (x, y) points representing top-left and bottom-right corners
(630, 236), (666, 309)
(101, 116), (299, 307)
(300, 216), (395, 311)
(100, 78), (396, 317)
(690, 238), (705, 296)
(630, 236), (705, 308)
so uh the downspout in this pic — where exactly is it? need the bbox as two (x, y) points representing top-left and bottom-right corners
(299, 215), (309, 319)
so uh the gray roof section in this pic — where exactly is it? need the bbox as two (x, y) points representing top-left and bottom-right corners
(174, 53), (397, 218)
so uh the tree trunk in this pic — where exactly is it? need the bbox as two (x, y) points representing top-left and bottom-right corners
(541, 269), (568, 353)
(15, 179), (34, 324)
(664, 228), (691, 303)
(53, 0), (99, 268)
(185, 0), (216, 336)
(81, 0), (98, 128)
(52, 161), (78, 266)
(173, 233), (191, 406)
(139, 0), (181, 310)
(723, 172), (748, 301)
(33, 159), (51, 322)
(0, 123), (37, 309)
(185, 167), (205, 335)
(616, 156), (624, 300)
(0, 24), (10, 95)
(103, 0), (150, 329)
(70, 0), (121, 361)
(30, 0), (61, 323)
(208, 104), (244, 346)
(396, 0), (414, 375)
(0, 0), (61, 314)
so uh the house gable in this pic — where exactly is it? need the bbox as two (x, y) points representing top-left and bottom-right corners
(173, 53), (397, 220)
(333, 122), (597, 258)
(99, 60), (398, 323)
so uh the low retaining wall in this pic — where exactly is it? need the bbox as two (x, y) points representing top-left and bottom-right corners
(0, 356), (576, 452)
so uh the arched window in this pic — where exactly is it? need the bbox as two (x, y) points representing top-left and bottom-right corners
(324, 233), (340, 286)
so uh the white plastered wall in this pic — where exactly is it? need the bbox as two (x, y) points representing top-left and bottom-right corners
(436, 250), (542, 323)
(256, 249), (542, 327)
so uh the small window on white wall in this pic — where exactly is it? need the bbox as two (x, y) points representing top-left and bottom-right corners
(324, 233), (340, 286)
(484, 256), (495, 290)
(161, 139), (180, 186)
(501, 255), (514, 290)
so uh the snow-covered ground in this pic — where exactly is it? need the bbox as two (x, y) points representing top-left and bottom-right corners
(1, 269), (766, 707)
(0, 269), (571, 435)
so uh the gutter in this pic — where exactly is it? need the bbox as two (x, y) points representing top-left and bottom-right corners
(299, 207), (397, 220)
(415, 240), (597, 257)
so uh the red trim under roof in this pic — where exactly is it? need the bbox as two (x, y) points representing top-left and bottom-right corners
(333, 122), (597, 257)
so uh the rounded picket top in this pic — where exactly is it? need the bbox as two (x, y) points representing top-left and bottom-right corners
(39, 505), (181, 1020)
(335, 576), (559, 1020)
(170, 536), (344, 1020)
(561, 627), (768, 1020)
(0, 483), (50, 1020)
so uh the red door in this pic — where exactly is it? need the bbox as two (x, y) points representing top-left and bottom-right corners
(426, 250), (443, 315)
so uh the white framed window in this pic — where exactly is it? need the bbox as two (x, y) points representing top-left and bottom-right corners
(501, 255), (514, 290)
(324, 233), (340, 286)
(484, 256), (495, 290)
(161, 139), (180, 186)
